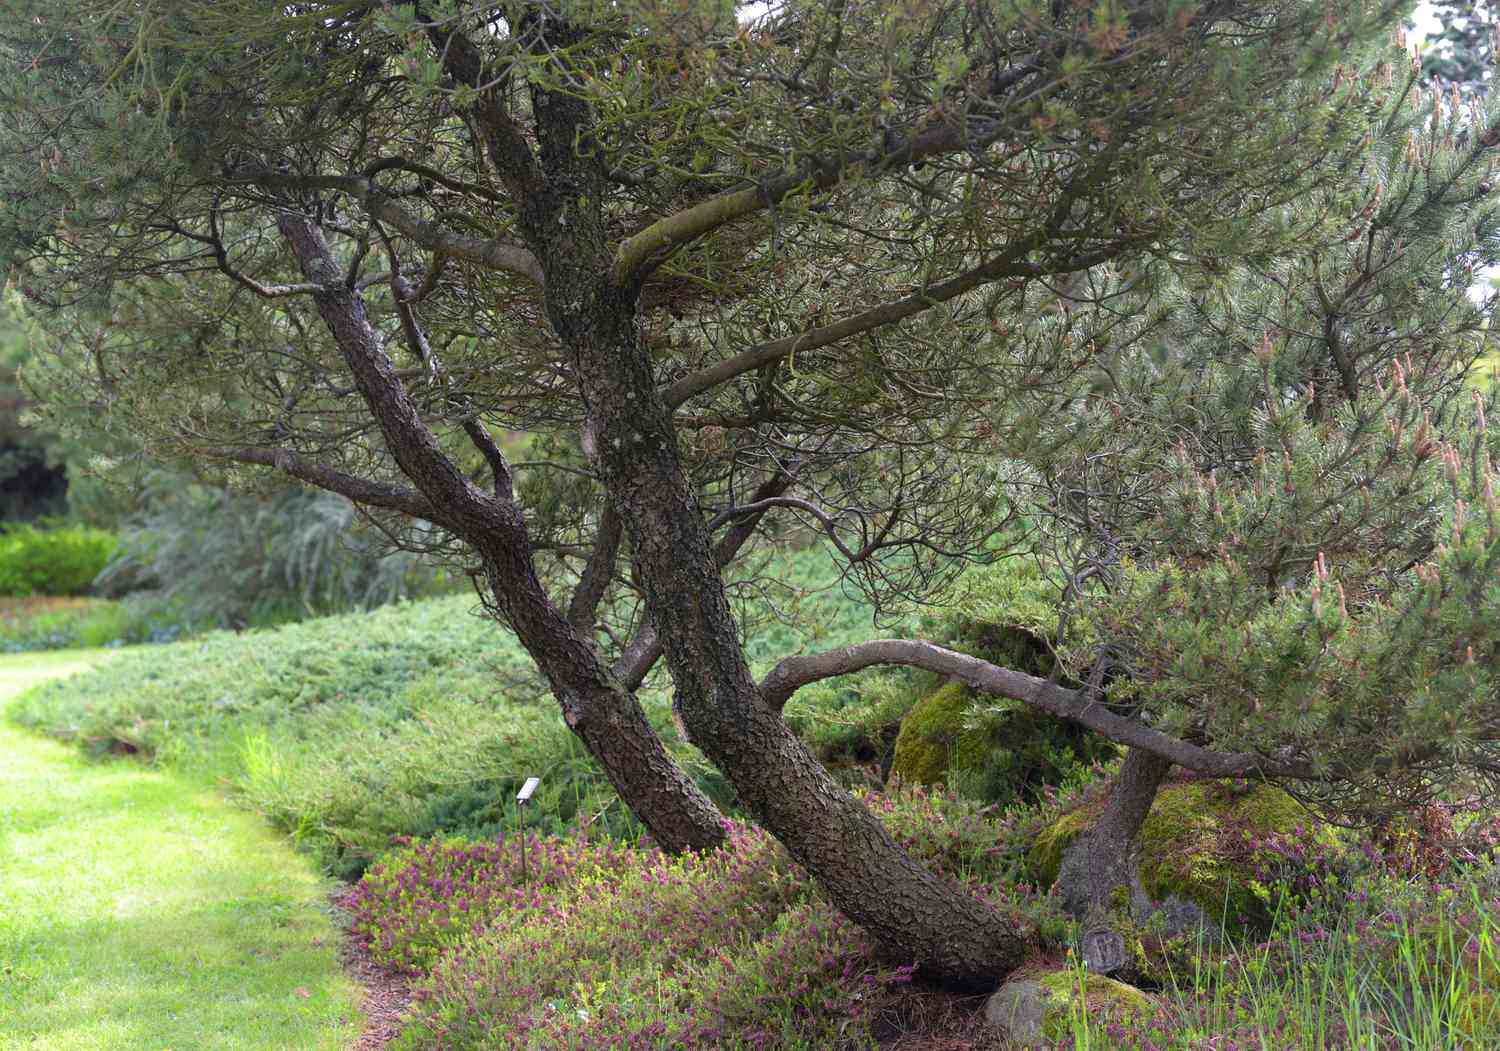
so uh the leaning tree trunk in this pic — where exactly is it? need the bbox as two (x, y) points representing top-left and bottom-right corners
(476, 552), (729, 855)
(415, 41), (1033, 984)
(274, 212), (727, 857)
(548, 273), (1027, 986)
(1055, 746), (1172, 974)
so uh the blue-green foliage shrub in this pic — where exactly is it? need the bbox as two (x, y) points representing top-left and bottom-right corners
(0, 593), (211, 653)
(7, 595), (689, 876)
(98, 478), (453, 627)
(0, 523), (117, 596)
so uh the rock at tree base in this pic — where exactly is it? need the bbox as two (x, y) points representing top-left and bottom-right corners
(1030, 778), (1330, 941)
(983, 969), (1155, 1046)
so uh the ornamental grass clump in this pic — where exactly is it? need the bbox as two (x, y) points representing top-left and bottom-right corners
(1054, 862), (1500, 1050)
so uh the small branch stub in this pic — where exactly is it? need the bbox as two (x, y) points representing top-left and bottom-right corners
(1081, 924), (1127, 976)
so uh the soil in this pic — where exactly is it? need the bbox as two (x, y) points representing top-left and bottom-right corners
(331, 886), (413, 1051)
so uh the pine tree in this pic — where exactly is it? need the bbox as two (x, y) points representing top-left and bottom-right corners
(1421, 0), (1497, 89)
(4, 0), (1495, 986)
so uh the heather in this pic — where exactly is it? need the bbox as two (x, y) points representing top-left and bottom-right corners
(344, 791), (1499, 1050)
(347, 834), (642, 972)
(352, 798), (1070, 1051)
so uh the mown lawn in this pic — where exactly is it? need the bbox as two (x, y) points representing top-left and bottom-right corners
(0, 649), (363, 1051)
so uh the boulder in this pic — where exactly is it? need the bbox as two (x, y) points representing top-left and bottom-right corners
(983, 968), (1156, 1046)
(889, 679), (1112, 805)
(1030, 778), (1327, 940)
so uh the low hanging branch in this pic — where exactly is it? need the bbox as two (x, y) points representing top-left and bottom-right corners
(758, 639), (1317, 780)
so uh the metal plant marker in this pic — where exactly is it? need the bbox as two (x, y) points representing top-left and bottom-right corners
(516, 776), (540, 884)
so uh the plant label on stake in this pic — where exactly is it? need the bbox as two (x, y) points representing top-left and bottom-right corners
(516, 777), (540, 884)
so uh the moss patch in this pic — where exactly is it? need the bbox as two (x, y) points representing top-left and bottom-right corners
(986, 968), (1156, 1044)
(1036, 970), (1156, 1035)
(1029, 796), (1107, 888)
(890, 681), (984, 785)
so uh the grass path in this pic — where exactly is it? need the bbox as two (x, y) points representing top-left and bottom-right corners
(0, 650), (363, 1050)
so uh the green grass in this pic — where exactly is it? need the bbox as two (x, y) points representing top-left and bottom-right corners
(5, 596), (608, 876)
(5, 551), (908, 876)
(1046, 873), (1500, 1050)
(0, 650), (363, 1050)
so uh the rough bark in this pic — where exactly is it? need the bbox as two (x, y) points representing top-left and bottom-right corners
(762, 638), (1315, 779)
(471, 541), (727, 856)
(530, 242), (1026, 985)
(275, 212), (726, 855)
(1055, 748), (1172, 974)
(614, 469), (797, 690)
(580, 332), (1025, 983)
(438, 22), (1029, 982)
(404, 14), (1082, 986)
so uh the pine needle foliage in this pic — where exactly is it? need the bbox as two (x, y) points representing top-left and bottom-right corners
(4, 0), (1500, 977)
(1002, 55), (1500, 814)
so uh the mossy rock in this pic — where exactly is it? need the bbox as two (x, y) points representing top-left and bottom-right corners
(890, 681), (986, 785)
(983, 968), (1156, 1046)
(889, 679), (1114, 805)
(1030, 779), (1327, 936)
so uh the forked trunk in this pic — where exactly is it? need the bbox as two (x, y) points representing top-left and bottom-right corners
(558, 281), (1027, 986)
(276, 212), (727, 857)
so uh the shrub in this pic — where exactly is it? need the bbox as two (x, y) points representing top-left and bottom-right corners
(0, 522), (116, 596)
(346, 834), (640, 973)
(864, 783), (1073, 946)
(0, 593), (204, 652)
(97, 475), (454, 627)
(235, 693), (664, 877)
(358, 794), (1071, 1050)
(10, 546), (1104, 886)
